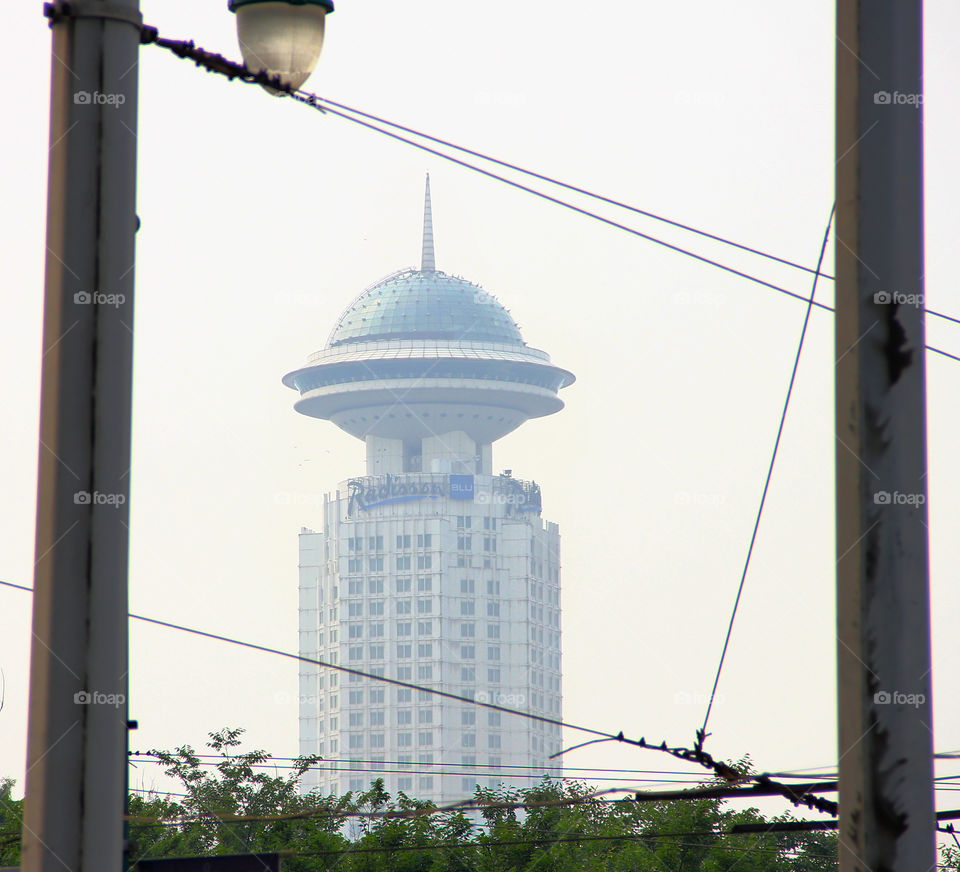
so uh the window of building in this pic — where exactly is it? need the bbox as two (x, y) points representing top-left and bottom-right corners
(456, 516), (471, 529)
(398, 732), (412, 747)
(461, 666), (475, 681)
(348, 646), (363, 661)
(329, 715), (338, 730)
(417, 621), (433, 635)
(483, 537), (496, 552)
(462, 710), (476, 726)
(460, 601), (475, 616)
(370, 688), (384, 704)
(417, 642), (433, 657)
(368, 644), (384, 660)
(488, 734), (501, 749)
(397, 709), (412, 725)
(418, 731), (433, 746)
(460, 622), (475, 637)
(417, 577), (432, 592)
(369, 623), (384, 637)
(368, 578), (384, 594)
(348, 602), (363, 617)
(487, 623), (500, 639)
(348, 537), (363, 551)
(347, 558), (362, 572)
(348, 734), (363, 749)
(418, 709), (433, 724)
(488, 667), (501, 683)
(461, 645), (475, 659)
(396, 557), (411, 571)
(417, 665), (433, 681)
(457, 535), (472, 550)
(368, 600), (385, 616)
(456, 556), (466, 567)
(483, 517), (497, 530)
(397, 599), (412, 615)
(419, 776), (434, 790)
(368, 557), (384, 571)
(396, 621), (412, 637)
(397, 643), (411, 658)
(487, 602), (500, 617)
(488, 711), (501, 727)
(417, 599), (433, 614)
(487, 646), (500, 660)
(417, 533), (432, 547)
(348, 712), (363, 727)
(370, 710), (384, 726)
(348, 580), (362, 595)
(462, 778), (476, 792)
(397, 689), (412, 703)
(370, 733), (385, 748)
(398, 776), (413, 791)
(417, 555), (432, 569)
(348, 623), (363, 639)
(461, 733), (476, 747)
(460, 578), (475, 593)
(397, 665), (412, 680)
(486, 580), (500, 595)
(348, 690), (363, 705)
(368, 536), (383, 551)
(396, 534), (411, 549)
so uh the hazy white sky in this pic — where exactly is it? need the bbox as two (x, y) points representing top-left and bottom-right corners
(2, 0), (959, 815)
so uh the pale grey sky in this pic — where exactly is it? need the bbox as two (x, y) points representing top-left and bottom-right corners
(2, 0), (959, 812)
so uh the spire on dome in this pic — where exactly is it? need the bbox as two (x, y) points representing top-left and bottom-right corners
(421, 173), (436, 271)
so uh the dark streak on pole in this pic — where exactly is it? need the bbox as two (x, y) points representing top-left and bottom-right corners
(835, 1), (935, 870)
(22, 2), (141, 870)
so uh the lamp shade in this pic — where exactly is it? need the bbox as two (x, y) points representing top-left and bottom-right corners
(229, 0), (333, 94)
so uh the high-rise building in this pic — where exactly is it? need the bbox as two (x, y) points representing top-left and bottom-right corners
(285, 177), (575, 803)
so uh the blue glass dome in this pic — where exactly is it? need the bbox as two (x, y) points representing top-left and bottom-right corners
(327, 269), (525, 348)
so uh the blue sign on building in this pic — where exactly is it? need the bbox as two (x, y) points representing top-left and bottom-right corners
(449, 474), (475, 500)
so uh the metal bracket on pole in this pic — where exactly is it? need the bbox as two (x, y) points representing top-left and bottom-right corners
(43, 1), (144, 30)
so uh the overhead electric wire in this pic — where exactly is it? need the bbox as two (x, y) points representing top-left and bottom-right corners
(311, 96), (836, 280)
(700, 206), (835, 740)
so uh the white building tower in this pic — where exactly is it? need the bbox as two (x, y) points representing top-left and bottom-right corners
(285, 177), (575, 803)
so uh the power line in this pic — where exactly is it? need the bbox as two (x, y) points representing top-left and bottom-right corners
(700, 207), (835, 740)
(311, 96), (837, 281)
(143, 35), (960, 367)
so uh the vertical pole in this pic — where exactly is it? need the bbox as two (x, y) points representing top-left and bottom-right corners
(835, 1), (935, 870)
(22, 2), (141, 870)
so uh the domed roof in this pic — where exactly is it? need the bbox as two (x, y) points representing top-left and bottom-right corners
(327, 269), (525, 348)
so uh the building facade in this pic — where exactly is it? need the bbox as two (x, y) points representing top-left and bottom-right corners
(286, 178), (574, 803)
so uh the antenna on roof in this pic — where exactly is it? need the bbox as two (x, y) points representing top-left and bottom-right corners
(421, 173), (436, 271)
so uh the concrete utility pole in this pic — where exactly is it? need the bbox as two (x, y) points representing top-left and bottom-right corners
(22, 1), (142, 870)
(835, 2), (935, 870)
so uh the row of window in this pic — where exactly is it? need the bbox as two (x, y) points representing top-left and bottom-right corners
(347, 534), (436, 552)
(342, 602), (504, 620)
(340, 709), (503, 727)
(343, 578), (502, 596)
(346, 556), (433, 572)
(455, 536), (497, 551)
(456, 516), (497, 530)
(338, 732), (505, 750)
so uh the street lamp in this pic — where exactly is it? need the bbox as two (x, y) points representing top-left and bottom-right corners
(229, 0), (334, 94)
